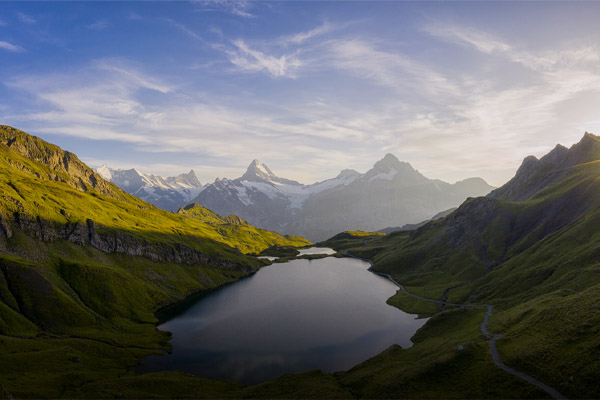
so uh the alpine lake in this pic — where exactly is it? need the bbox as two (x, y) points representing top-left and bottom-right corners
(138, 248), (428, 384)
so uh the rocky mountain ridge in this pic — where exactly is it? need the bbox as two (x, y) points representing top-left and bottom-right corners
(489, 132), (600, 201)
(95, 165), (204, 211)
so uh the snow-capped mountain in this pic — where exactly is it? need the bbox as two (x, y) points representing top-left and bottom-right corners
(95, 165), (204, 212)
(189, 154), (495, 241)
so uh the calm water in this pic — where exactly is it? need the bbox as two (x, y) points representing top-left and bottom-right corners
(297, 247), (337, 255)
(139, 250), (427, 384)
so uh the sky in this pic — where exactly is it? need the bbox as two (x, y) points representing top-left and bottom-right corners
(2, 1), (600, 187)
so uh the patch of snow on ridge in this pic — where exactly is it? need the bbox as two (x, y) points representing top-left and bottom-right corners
(236, 185), (252, 206)
(241, 181), (285, 201)
(369, 168), (398, 183)
(96, 164), (113, 180)
(255, 162), (270, 176)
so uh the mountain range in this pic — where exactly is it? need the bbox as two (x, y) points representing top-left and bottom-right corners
(95, 165), (203, 212)
(100, 155), (494, 241)
(193, 154), (494, 241)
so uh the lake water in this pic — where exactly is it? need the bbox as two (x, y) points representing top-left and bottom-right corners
(138, 250), (427, 384)
(297, 247), (337, 255)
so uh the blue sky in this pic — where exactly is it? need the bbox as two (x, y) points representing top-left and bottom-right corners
(2, 1), (600, 186)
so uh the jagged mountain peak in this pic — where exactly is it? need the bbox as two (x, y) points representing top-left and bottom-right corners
(371, 153), (415, 174)
(168, 169), (201, 187)
(490, 131), (600, 201)
(242, 159), (277, 182)
(584, 131), (599, 140)
(240, 159), (301, 186)
(568, 131), (600, 163)
(92, 163), (204, 211)
(365, 153), (427, 186)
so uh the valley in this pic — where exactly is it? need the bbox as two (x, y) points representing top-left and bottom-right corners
(0, 126), (599, 399)
(2, 2), (600, 398)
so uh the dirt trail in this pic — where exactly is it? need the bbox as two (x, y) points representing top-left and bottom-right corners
(344, 251), (567, 400)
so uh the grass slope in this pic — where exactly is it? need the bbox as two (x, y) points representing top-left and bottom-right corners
(0, 126), (310, 398)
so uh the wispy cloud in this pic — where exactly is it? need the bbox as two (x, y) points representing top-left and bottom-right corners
(193, 0), (254, 18)
(221, 23), (340, 78)
(165, 18), (205, 43)
(87, 20), (109, 31)
(227, 40), (302, 78)
(2, 60), (386, 183)
(94, 60), (173, 93)
(0, 41), (25, 52)
(17, 12), (35, 25)
(424, 23), (510, 55)
(4, 19), (600, 187)
(0, 19), (7, 27)
(322, 38), (460, 98)
(423, 22), (600, 72)
(283, 22), (334, 45)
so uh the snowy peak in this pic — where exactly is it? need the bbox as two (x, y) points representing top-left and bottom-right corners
(240, 159), (301, 186)
(187, 152), (495, 241)
(167, 170), (201, 188)
(93, 165), (204, 211)
(241, 159), (278, 182)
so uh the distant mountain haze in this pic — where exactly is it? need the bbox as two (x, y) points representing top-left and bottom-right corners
(378, 207), (458, 234)
(189, 154), (495, 241)
(97, 155), (495, 241)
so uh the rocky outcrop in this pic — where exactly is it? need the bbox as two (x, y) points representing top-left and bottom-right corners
(0, 213), (11, 239)
(0, 125), (122, 200)
(5, 214), (248, 271)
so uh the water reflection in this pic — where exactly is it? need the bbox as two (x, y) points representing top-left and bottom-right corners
(139, 252), (427, 384)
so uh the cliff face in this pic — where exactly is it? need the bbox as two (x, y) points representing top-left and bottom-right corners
(0, 213), (247, 270)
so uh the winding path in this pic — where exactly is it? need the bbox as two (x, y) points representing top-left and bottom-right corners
(344, 251), (567, 400)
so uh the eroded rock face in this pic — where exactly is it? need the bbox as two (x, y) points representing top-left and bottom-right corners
(5, 214), (248, 271)
(0, 213), (11, 239)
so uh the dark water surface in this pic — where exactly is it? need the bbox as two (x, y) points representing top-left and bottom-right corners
(139, 251), (427, 384)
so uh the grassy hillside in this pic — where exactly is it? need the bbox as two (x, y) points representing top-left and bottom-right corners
(0, 125), (309, 256)
(0, 126), (309, 398)
(177, 203), (309, 254)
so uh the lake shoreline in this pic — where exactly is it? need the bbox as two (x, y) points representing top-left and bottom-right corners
(138, 248), (426, 385)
